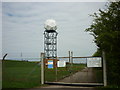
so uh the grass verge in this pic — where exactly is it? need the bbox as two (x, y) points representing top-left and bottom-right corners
(2, 60), (86, 88)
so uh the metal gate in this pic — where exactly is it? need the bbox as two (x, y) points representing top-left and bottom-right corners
(41, 52), (106, 86)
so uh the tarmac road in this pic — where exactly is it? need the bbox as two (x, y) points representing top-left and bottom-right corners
(59, 67), (97, 83)
(35, 67), (102, 89)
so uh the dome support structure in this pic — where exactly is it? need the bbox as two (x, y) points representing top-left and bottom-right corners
(44, 30), (58, 59)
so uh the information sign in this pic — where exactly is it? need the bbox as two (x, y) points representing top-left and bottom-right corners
(48, 60), (53, 68)
(57, 61), (66, 67)
(87, 57), (102, 67)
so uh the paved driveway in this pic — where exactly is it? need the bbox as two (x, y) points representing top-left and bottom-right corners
(38, 68), (102, 89)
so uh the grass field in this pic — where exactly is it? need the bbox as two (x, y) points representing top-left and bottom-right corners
(2, 60), (86, 88)
(2, 60), (41, 88)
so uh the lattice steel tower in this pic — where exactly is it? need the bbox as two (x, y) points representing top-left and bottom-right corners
(44, 19), (58, 59)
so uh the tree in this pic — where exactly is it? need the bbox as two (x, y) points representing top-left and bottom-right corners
(86, 2), (120, 86)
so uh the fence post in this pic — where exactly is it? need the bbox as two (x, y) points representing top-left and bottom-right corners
(70, 51), (73, 73)
(69, 51), (71, 63)
(71, 51), (73, 65)
(2, 53), (8, 61)
(102, 51), (107, 86)
(55, 57), (58, 81)
(41, 53), (45, 85)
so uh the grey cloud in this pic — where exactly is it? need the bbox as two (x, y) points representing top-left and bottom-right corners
(2, 2), (106, 58)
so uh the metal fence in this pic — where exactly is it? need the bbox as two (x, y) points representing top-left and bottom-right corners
(44, 56), (103, 84)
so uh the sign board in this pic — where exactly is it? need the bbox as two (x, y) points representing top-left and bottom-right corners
(57, 61), (66, 67)
(87, 57), (102, 67)
(48, 60), (53, 68)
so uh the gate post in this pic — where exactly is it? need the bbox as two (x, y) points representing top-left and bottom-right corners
(41, 53), (45, 85)
(102, 51), (107, 86)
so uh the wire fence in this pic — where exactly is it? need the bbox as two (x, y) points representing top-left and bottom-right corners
(2, 52), (41, 88)
(2, 52), (41, 61)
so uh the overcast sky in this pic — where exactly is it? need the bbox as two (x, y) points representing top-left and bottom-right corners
(2, 2), (107, 59)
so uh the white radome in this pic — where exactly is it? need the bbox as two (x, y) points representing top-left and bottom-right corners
(44, 19), (57, 30)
